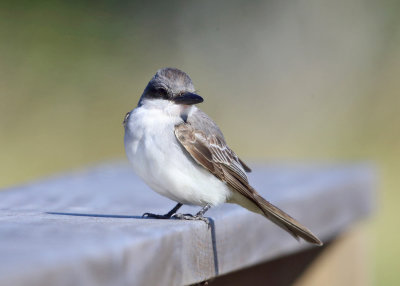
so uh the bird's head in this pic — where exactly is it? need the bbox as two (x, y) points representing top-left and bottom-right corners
(139, 68), (203, 106)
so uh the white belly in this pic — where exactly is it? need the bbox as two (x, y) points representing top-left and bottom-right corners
(124, 105), (231, 206)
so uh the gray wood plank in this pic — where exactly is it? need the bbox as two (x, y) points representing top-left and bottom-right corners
(0, 162), (375, 286)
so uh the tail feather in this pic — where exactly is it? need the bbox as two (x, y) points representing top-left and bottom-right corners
(253, 192), (323, 246)
(225, 167), (323, 245)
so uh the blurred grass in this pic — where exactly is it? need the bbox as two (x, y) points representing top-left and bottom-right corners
(1, 1), (400, 284)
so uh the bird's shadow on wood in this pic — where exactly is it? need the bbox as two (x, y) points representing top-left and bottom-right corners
(46, 212), (143, 219)
(46, 212), (219, 275)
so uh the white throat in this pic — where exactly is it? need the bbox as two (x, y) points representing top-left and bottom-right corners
(139, 98), (194, 119)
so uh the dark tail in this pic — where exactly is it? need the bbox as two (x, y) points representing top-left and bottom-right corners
(253, 192), (323, 245)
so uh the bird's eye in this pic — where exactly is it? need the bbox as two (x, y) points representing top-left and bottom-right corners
(157, 88), (169, 99)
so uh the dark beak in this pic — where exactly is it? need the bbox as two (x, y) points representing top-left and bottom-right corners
(173, 92), (203, 105)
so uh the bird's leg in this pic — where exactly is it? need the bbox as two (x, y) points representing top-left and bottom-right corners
(196, 204), (211, 217)
(172, 204), (211, 228)
(142, 203), (183, 219)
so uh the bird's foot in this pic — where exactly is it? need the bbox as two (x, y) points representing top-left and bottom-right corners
(142, 212), (171, 219)
(142, 203), (183, 219)
(172, 213), (211, 228)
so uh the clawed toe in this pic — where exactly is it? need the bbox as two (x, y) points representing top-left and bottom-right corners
(172, 213), (210, 228)
(171, 213), (190, 219)
(142, 213), (169, 219)
(196, 216), (211, 228)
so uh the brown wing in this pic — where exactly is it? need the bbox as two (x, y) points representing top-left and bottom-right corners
(174, 122), (322, 245)
(188, 108), (251, 173)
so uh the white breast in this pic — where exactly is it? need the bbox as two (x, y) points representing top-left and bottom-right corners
(124, 100), (231, 206)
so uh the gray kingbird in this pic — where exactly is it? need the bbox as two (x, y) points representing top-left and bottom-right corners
(124, 67), (322, 245)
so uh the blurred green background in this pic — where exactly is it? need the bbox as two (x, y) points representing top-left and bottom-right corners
(0, 1), (399, 284)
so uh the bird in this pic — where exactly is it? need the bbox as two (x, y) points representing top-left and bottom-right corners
(123, 67), (322, 245)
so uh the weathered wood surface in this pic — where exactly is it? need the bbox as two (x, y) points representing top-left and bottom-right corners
(0, 162), (375, 286)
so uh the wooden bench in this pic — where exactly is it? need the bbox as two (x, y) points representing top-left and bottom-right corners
(0, 162), (375, 286)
